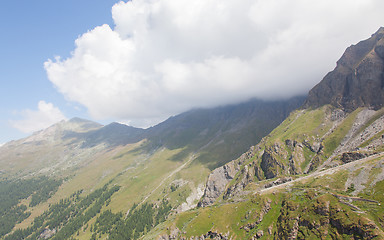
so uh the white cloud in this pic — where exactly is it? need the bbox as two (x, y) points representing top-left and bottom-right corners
(10, 101), (67, 133)
(45, 0), (384, 127)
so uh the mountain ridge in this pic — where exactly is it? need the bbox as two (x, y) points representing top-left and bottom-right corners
(0, 96), (305, 239)
(2, 28), (384, 240)
(152, 28), (384, 239)
(304, 27), (384, 112)
(0, 97), (304, 177)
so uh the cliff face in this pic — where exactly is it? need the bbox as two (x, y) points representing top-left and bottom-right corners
(304, 27), (384, 112)
(196, 28), (384, 209)
(275, 193), (382, 240)
(198, 146), (257, 207)
(149, 28), (384, 240)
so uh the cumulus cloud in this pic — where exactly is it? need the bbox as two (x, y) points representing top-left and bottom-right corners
(45, 0), (384, 127)
(10, 101), (67, 133)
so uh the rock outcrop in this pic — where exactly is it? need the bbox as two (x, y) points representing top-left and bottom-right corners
(260, 146), (286, 179)
(240, 198), (272, 232)
(223, 162), (258, 200)
(158, 229), (231, 240)
(304, 27), (384, 112)
(198, 147), (257, 207)
(276, 194), (382, 240)
(39, 228), (56, 239)
(159, 28), (384, 240)
(264, 177), (292, 189)
(340, 152), (368, 163)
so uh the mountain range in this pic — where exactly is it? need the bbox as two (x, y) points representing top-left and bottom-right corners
(1, 27), (384, 240)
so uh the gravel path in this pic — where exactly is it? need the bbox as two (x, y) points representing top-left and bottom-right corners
(259, 152), (384, 194)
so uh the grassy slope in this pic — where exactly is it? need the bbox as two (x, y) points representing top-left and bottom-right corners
(147, 106), (384, 239)
(257, 106), (333, 173)
(12, 140), (210, 238)
(267, 107), (329, 143)
(322, 108), (362, 156)
(7, 105), (384, 239)
(152, 156), (384, 239)
(254, 106), (362, 176)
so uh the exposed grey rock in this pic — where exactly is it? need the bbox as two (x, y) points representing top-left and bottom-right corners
(198, 147), (257, 207)
(39, 228), (56, 239)
(330, 109), (347, 121)
(302, 140), (322, 153)
(203, 231), (229, 239)
(241, 222), (256, 232)
(264, 177), (292, 188)
(197, 161), (239, 207)
(255, 230), (264, 239)
(333, 108), (376, 155)
(340, 152), (367, 163)
(285, 139), (297, 150)
(304, 27), (384, 112)
(260, 147), (284, 179)
(350, 113), (384, 151)
(375, 39), (384, 59)
(176, 184), (204, 213)
(158, 227), (184, 240)
(182, 231), (231, 240)
(223, 162), (256, 200)
(344, 159), (384, 195)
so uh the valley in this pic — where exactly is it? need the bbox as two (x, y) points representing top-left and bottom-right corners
(1, 27), (384, 240)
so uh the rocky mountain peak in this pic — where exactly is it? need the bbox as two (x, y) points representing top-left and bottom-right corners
(3, 118), (102, 147)
(304, 27), (384, 112)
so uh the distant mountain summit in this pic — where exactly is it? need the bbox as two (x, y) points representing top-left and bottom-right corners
(304, 27), (384, 111)
(4, 117), (101, 146)
(78, 122), (144, 148)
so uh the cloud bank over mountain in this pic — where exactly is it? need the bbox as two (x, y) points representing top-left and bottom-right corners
(45, 0), (384, 127)
(10, 101), (67, 133)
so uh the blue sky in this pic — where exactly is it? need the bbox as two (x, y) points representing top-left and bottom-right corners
(0, 0), (120, 143)
(1, 0), (384, 144)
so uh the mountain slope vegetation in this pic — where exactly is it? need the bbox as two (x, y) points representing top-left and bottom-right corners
(0, 98), (302, 239)
(151, 28), (384, 239)
(1, 28), (384, 240)
(156, 106), (384, 239)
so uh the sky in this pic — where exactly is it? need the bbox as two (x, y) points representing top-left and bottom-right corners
(1, 0), (384, 144)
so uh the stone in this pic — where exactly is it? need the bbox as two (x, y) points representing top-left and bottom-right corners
(340, 152), (367, 163)
(304, 27), (384, 112)
(256, 230), (264, 238)
(198, 147), (256, 207)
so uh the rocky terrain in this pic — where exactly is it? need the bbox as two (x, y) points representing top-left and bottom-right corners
(155, 113), (384, 239)
(198, 105), (384, 206)
(0, 118), (106, 177)
(197, 29), (384, 209)
(0, 97), (303, 180)
(1, 28), (384, 240)
(0, 97), (303, 240)
(197, 146), (257, 207)
(152, 28), (384, 240)
(304, 27), (384, 112)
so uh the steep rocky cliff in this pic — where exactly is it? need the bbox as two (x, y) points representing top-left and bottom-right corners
(304, 27), (384, 112)
(155, 28), (384, 240)
(198, 28), (384, 208)
(198, 146), (257, 207)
